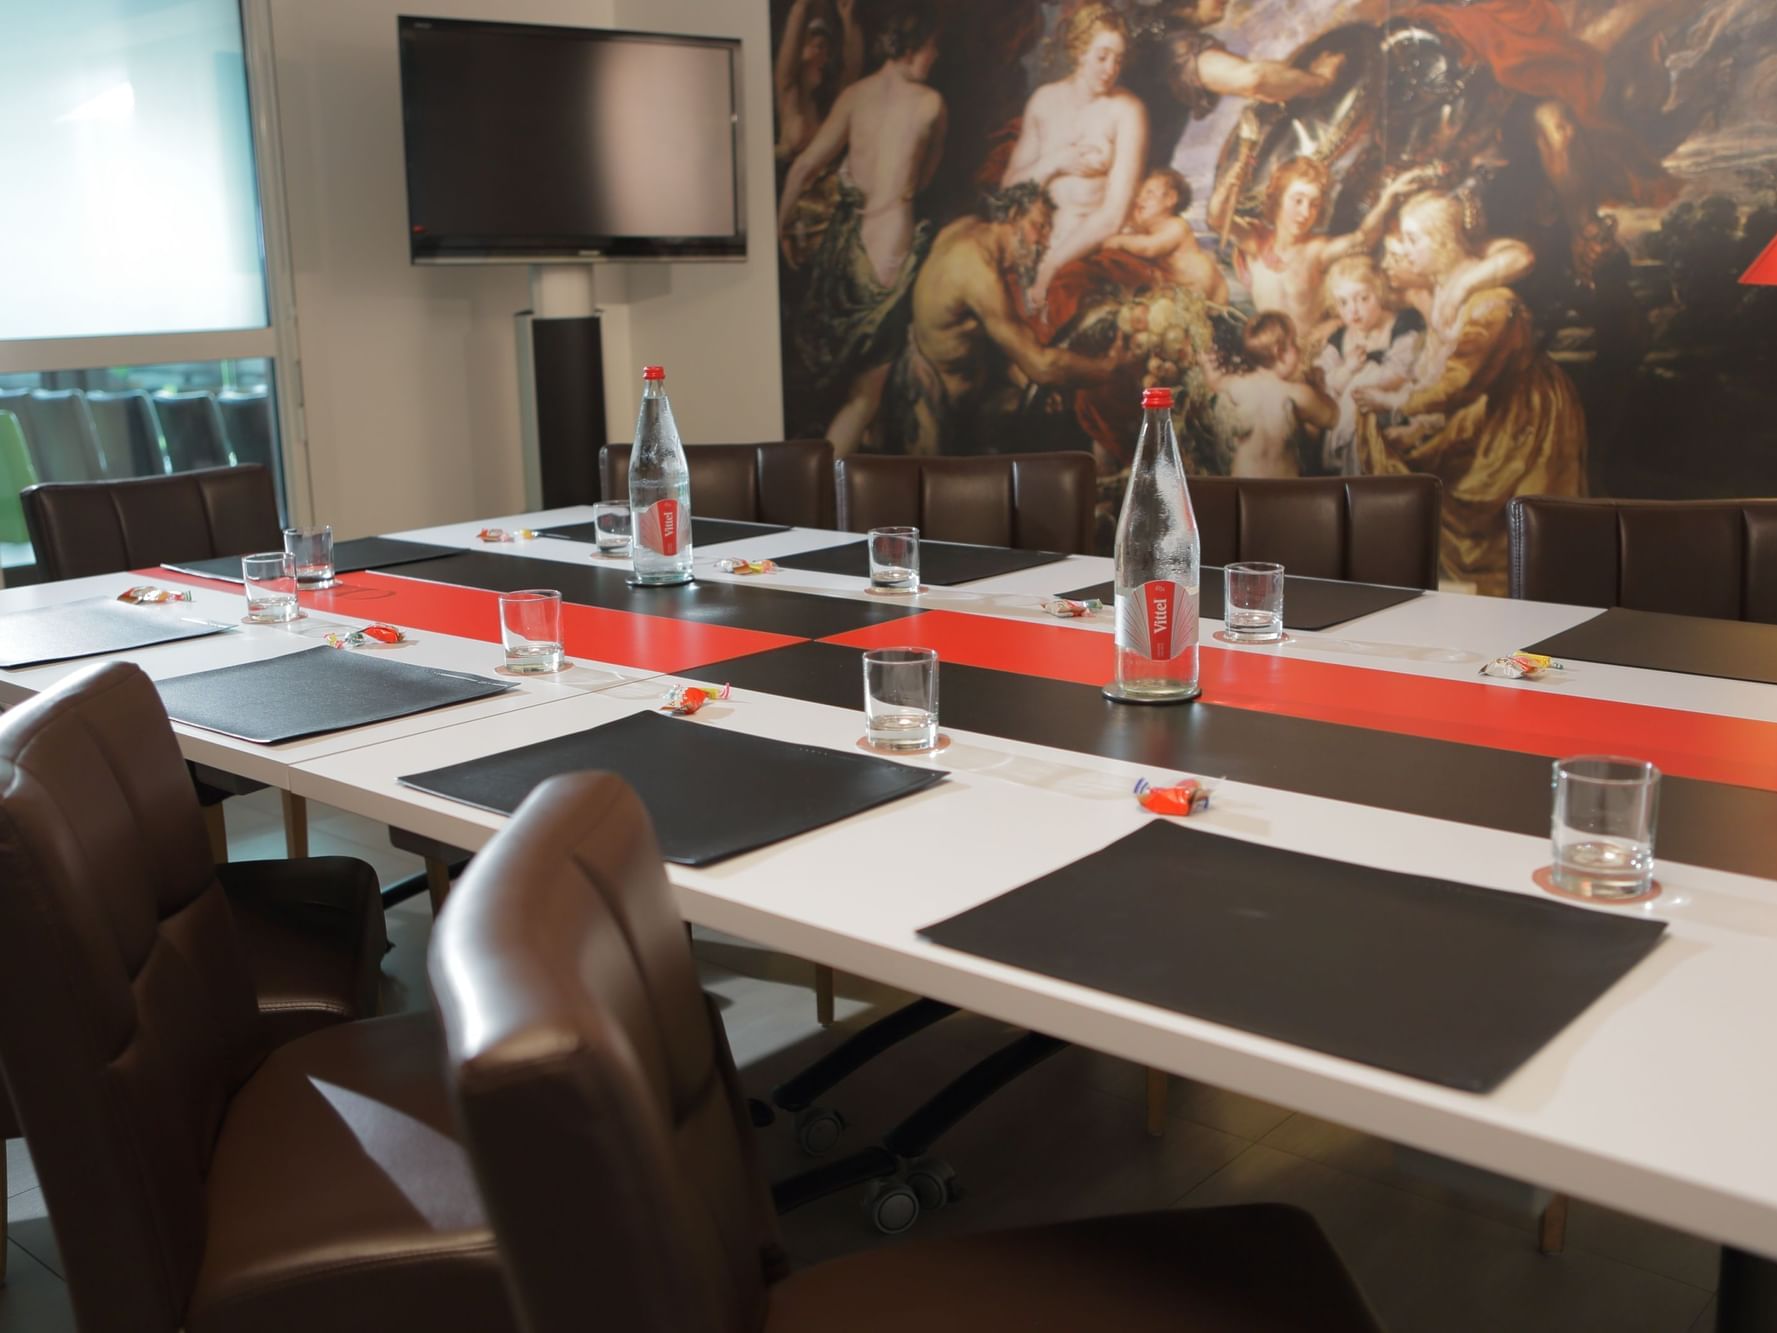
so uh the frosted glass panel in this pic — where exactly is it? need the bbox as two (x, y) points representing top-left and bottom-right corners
(0, 0), (267, 340)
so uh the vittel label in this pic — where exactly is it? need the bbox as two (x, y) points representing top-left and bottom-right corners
(637, 498), (681, 555)
(1117, 580), (1195, 660)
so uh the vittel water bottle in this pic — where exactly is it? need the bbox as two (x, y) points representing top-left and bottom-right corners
(1104, 386), (1201, 703)
(628, 365), (694, 586)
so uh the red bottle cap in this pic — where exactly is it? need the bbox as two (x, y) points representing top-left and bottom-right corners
(642, 365), (666, 381)
(1140, 387), (1174, 409)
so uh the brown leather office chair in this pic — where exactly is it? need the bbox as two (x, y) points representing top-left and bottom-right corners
(1187, 475), (1443, 589)
(1508, 495), (1777, 621)
(600, 440), (836, 528)
(836, 452), (1098, 554)
(429, 773), (1383, 1333)
(0, 662), (512, 1333)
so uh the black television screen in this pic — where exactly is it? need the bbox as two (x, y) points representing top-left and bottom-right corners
(397, 16), (744, 263)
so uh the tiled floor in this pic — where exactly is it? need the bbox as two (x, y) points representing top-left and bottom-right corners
(1, 793), (1722, 1331)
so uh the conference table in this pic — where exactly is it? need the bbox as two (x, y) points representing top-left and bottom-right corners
(4, 505), (1777, 1326)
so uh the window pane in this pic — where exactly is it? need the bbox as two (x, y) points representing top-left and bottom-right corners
(0, 359), (282, 571)
(0, 1), (268, 341)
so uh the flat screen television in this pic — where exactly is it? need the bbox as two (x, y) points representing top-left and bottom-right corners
(397, 16), (744, 263)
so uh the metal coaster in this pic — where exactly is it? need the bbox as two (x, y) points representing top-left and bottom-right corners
(495, 661), (572, 678)
(242, 611), (306, 625)
(1533, 865), (1662, 906)
(865, 584), (927, 596)
(1213, 630), (1294, 646)
(626, 576), (694, 588)
(1101, 682), (1202, 704)
(857, 733), (950, 755)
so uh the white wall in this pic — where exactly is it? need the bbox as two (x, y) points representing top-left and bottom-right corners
(266, 0), (784, 538)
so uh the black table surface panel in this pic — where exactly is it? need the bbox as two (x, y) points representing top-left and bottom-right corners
(163, 538), (461, 584)
(923, 821), (1666, 1093)
(0, 597), (228, 670)
(539, 516), (791, 547)
(1057, 570), (1423, 633)
(377, 551), (921, 639)
(774, 540), (1072, 586)
(1523, 607), (1777, 687)
(399, 709), (946, 866)
(695, 641), (1777, 880)
(155, 646), (513, 744)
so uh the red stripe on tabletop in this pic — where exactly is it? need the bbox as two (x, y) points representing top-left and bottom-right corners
(824, 611), (1777, 791)
(153, 567), (801, 674)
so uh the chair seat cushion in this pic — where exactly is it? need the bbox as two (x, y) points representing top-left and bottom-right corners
(189, 1011), (515, 1333)
(766, 1204), (1380, 1332)
(220, 857), (388, 1047)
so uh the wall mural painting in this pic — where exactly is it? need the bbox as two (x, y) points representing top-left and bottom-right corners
(770, 0), (1777, 592)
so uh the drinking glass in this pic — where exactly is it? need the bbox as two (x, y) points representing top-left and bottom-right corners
(499, 589), (565, 673)
(284, 524), (335, 589)
(1224, 562), (1285, 642)
(241, 552), (300, 623)
(868, 526), (920, 593)
(593, 501), (631, 554)
(1551, 756), (1660, 900)
(863, 647), (939, 750)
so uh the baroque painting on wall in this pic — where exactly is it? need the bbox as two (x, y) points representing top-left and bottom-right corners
(770, 0), (1777, 592)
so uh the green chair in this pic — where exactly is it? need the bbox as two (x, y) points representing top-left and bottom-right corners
(0, 409), (39, 545)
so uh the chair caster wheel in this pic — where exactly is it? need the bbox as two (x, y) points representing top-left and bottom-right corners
(863, 1178), (921, 1235)
(795, 1105), (846, 1156)
(903, 1157), (959, 1212)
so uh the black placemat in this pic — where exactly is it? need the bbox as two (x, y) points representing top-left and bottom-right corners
(923, 821), (1665, 1093)
(156, 646), (512, 743)
(400, 709), (946, 866)
(1522, 608), (1777, 686)
(539, 517), (790, 547)
(1058, 570), (1422, 632)
(0, 598), (229, 670)
(776, 540), (1070, 586)
(163, 538), (459, 583)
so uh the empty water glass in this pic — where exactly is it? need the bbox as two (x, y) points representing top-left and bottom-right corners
(499, 589), (564, 673)
(863, 647), (939, 750)
(1224, 562), (1285, 642)
(868, 526), (919, 593)
(242, 551), (300, 623)
(593, 501), (631, 554)
(284, 524), (335, 589)
(1551, 756), (1660, 900)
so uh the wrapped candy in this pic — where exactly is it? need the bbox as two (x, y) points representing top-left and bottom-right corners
(660, 682), (731, 716)
(1042, 597), (1103, 618)
(325, 624), (407, 649)
(715, 558), (778, 576)
(117, 585), (192, 604)
(476, 527), (537, 543)
(1479, 652), (1562, 681)
(1133, 776), (1212, 817)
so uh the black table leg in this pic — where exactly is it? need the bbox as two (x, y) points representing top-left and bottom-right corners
(1717, 1248), (1777, 1331)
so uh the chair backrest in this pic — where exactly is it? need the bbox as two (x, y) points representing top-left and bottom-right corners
(152, 390), (232, 472)
(1509, 495), (1777, 621)
(836, 452), (1098, 554)
(88, 389), (167, 477)
(29, 389), (108, 481)
(430, 773), (782, 1333)
(0, 409), (40, 544)
(216, 389), (275, 472)
(21, 463), (281, 581)
(1187, 475), (1442, 589)
(0, 663), (262, 1333)
(600, 439), (836, 528)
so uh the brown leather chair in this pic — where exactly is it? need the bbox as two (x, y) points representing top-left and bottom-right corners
(600, 440), (836, 528)
(429, 772), (1383, 1333)
(836, 452), (1098, 554)
(21, 462), (281, 582)
(0, 662), (512, 1333)
(1509, 495), (1777, 621)
(1188, 475), (1443, 589)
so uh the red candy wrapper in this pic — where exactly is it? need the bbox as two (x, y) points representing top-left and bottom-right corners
(660, 682), (731, 716)
(117, 585), (192, 604)
(325, 624), (407, 649)
(476, 527), (537, 543)
(715, 558), (778, 576)
(1042, 597), (1103, 618)
(1133, 776), (1211, 816)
